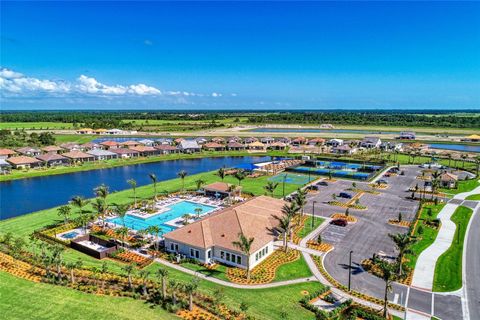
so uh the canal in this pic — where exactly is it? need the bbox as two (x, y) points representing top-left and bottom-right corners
(0, 156), (270, 220)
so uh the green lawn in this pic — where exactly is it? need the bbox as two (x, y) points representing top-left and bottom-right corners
(439, 179), (480, 195)
(274, 253), (312, 281)
(465, 193), (480, 200)
(53, 134), (98, 144)
(0, 122), (75, 130)
(405, 203), (446, 271)
(433, 206), (473, 292)
(0, 271), (178, 320)
(297, 216), (324, 239)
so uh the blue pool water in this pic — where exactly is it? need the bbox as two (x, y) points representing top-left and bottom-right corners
(291, 166), (372, 180)
(61, 231), (80, 239)
(107, 200), (216, 233)
(428, 143), (480, 153)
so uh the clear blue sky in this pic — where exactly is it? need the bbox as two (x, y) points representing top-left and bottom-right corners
(1, 1), (479, 110)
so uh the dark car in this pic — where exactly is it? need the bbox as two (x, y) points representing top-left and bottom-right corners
(317, 181), (329, 186)
(330, 219), (348, 227)
(378, 179), (388, 184)
(339, 192), (352, 199)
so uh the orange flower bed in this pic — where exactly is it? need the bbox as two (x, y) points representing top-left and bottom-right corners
(306, 241), (334, 252)
(331, 213), (357, 223)
(387, 220), (411, 228)
(0, 252), (43, 282)
(91, 226), (136, 243)
(291, 216), (309, 244)
(177, 306), (219, 320)
(369, 183), (388, 189)
(361, 258), (412, 285)
(226, 249), (299, 285)
(111, 250), (152, 268)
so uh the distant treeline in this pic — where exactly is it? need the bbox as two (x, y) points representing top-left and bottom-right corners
(0, 110), (479, 128)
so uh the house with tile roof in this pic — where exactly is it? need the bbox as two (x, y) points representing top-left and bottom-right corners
(155, 145), (179, 154)
(164, 196), (285, 269)
(203, 142), (226, 151)
(36, 153), (70, 166)
(100, 141), (120, 149)
(16, 147), (41, 157)
(110, 148), (140, 158)
(62, 151), (95, 162)
(87, 149), (119, 160)
(178, 140), (201, 153)
(41, 145), (64, 154)
(226, 142), (246, 151)
(129, 145), (162, 157)
(0, 148), (16, 159)
(6, 156), (42, 169)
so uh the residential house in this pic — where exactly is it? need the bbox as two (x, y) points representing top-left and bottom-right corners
(396, 131), (416, 140)
(41, 145), (64, 154)
(155, 138), (173, 145)
(327, 139), (344, 147)
(100, 141), (120, 150)
(174, 138), (185, 145)
(87, 149), (119, 160)
(227, 136), (242, 143)
(201, 182), (241, 199)
(291, 137), (306, 146)
(129, 146), (162, 157)
(195, 137), (208, 145)
(105, 129), (124, 135)
(6, 156), (42, 169)
(203, 142), (226, 152)
(138, 139), (155, 146)
(111, 148), (140, 159)
(461, 134), (480, 142)
(227, 142), (246, 151)
(243, 137), (258, 144)
(439, 172), (458, 189)
(76, 128), (94, 134)
(0, 148), (16, 159)
(248, 141), (266, 151)
(0, 159), (11, 174)
(164, 196), (285, 269)
(121, 140), (142, 148)
(268, 142), (287, 150)
(93, 129), (108, 135)
(260, 137), (275, 145)
(360, 137), (382, 149)
(178, 140), (201, 153)
(307, 138), (325, 146)
(380, 142), (403, 152)
(36, 153), (70, 166)
(155, 145), (179, 154)
(81, 142), (102, 150)
(211, 137), (226, 144)
(332, 145), (356, 155)
(276, 137), (291, 144)
(60, 143), (83, 151)
(63, 151), (95, 162)
(16, 147), (41, 157)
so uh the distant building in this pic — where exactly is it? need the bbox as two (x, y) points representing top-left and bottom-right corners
(155, 145), (179, 154)
(6, 156), (42, 169)
(100, 141), (120, 150)
(0, 148), (16, 159)
(178, 140), (201, 153)
(16, 147), (41, 157)
(397, 131), (416, 140)
(260, 137), (275, 145)
(439, 172), (458, 189)
(203, 142), (226, 152)
(360, 137), (382, 149)
(226, 142), (246, 151)
(461, 134), (480, 142)
(333, 144), (356, 155)
(36, 153), (70, 166)
(41, 145), (64, 154)
(129, 146), (162, 157)
(327, 139), (343, 147)
(87, 149), (119, 160)
(111, 148), (140, 159)
(62, 151), (95, 162)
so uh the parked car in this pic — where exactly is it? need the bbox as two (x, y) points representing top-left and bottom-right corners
(339, 192), (352, 199)
(308, 185), (319, 191)
(330, 219), (348, 227)
(378, 179), (388, 184)
(317, 181), (329, 186)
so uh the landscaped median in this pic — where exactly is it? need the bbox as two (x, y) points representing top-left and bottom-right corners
(433, 205), (473, 292)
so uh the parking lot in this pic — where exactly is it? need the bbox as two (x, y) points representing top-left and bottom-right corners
(304, 165), (423, 301)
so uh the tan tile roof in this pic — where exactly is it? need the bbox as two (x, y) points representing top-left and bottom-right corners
(203, 142), (225, 148)
(440, 172), (458, 181)
(155, 145), (177, 151)
(248, 141), (265, 147)
(6, 156), (41, 165)
(129, 146), (157, 152)
(41, 145), (63, 152)
(165, 196), (286, 253)
(62, 151), (95, 159)
(227, 142), (245, 148)
(203, 182), (235, 193)
(122, 140), (141, 146)
(0, 148), (16, 156)
(111, 148), (139, 155)
(36, 153), (68, 162)
(100, 141), (119, 146)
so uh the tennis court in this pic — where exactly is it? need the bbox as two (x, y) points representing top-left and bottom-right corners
(268, 173), (313, 185)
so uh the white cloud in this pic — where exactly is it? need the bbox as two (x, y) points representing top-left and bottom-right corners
(0, 67), (225, 102)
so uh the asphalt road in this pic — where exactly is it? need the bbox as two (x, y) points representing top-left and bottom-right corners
(466, 204), (480, 320)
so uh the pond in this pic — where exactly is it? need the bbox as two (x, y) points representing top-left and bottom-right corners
(428, 143), (480, 153)
(0, 156), (270, 220)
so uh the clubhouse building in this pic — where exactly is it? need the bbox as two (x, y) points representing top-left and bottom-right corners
(164, 196), (285, 269)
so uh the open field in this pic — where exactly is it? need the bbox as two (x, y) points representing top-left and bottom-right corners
(439, 179), (480, 195)
(0, 271), (178, 320)
(0, 122), (75, 130)
(465, 194), (480, 200)
(433, 206), (473, 292)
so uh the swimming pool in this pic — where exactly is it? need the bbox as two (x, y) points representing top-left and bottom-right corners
(61, 231), (81, 239)
(107, 200), (216, 233)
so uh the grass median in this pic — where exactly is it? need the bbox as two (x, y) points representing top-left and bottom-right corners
(433, 206), (473, 292)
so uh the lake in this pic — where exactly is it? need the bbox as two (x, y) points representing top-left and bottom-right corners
(428, 143), (480, 153)
(249, 127), (463, 136)
(0, 156), (270, 220)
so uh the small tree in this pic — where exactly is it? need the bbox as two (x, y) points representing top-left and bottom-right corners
(234, 170), (246, 186)
(398, 212), (403, 222)
(345, 208), (350, 217)
(157, 267), (169, 299)
(149, 173), (158, 200)
(217, 167), (226, 181)
(264, 181), (279, 197)
(122, 264), (135, 289)
(195, 178), (205, 191)
(127, 179), (137, 208)
(177, 170), (188, 192)
(194, 207), (203, 219)
(182, 214), (191, 225)
(184, 278), (200, 311)
(57, 205), (71, 224)
(232, 233), (254, 281)
(317, 234), (322, 244)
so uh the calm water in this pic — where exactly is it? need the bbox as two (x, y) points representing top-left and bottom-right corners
(107, 200), (216, 233)
(428, 143), (480, 153)
(249, 127), (463, 136)
(0, 156), (269, 220)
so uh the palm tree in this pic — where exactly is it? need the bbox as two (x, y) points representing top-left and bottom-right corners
(232, 233), (255, 281)
(275, 214), (293, 252)
(217, 167), (226, 181)
(388, 233), (415, 275)
(281, 202), (300, 220)
(264, 181), (279, 197)
(446, 153), (452, 167)
(94, 184), (109, 204)
(100, 261), (108, 290)
(195, 178), (205, 191)
(182, 214), (191, 225)
(146, 225), (162, 252)
(157, 267), (169, 298)
(475, 156), (480, 176)
(169, 279), (179, 305)
(194, 207), (203, 219)
(92, 198), (109, 229)
(115, 227), (129, 248)
(50, 244), (65, 281)
(66, 258), (82, 284)
(177, 170), (188, 192)
(295, 189), (308, 216)
(138, 269), (150, 296)
(184, 278), (200, 311)
(127, 179), (138, 208)
(57, 205), (72, 224)
(70, 196), (90, 233)
(122, 264), (135, 289)
(376, 260), (402, 318)
(149, 173), (158, 200)
(234, 170), (246, 186)
(461, 154), (468, 169)
(115, 204), (129, 227)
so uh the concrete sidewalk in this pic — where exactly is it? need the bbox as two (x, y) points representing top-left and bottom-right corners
(411, 202), (459, 290)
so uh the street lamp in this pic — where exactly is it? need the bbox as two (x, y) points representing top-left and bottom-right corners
(311, 201), (317, 229)
(348, 250), (353, 291)
(282, 174), (287, 198)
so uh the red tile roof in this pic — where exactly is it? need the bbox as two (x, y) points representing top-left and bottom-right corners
(62, 151), (95, 159)
(6, 156), (42, 165)
(0, 148), (16, 156)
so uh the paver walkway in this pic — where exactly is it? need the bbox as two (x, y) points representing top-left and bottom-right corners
(411, 183), (480, 291)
